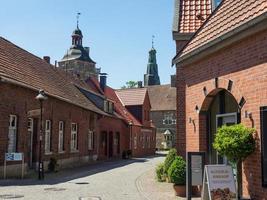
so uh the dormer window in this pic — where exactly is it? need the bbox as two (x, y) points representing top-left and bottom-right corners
(104, 100), (114, 114)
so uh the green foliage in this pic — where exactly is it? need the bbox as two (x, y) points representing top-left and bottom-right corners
(156, 163), (166, 182)
(48, 157), (59, 172)
(213, 124), (256, 162)
(167, 156), (186, 185)
(164, 148), (177, 173)
(121, 81), (138, 89)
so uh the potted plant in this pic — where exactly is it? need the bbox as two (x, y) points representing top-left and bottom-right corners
(168, 156), (186, 197)
(164, 148), (177, 182)
(48, 157), (59, 172)
(156, 163), (167, 182)
(213, 124), (256, 198)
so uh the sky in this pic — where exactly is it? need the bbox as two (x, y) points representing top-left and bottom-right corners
(0, 0), (176, 89)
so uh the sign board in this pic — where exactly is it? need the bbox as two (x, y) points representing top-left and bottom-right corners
(202, 165), (237, 200)
(5, 153), (23, 161)
(4, 153), (24, 179)
(187, 152), (205, 200)
(191, 155), (203, 185)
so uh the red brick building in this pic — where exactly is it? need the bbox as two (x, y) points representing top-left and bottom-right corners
(115, 88), (156, 157)
(87, 77), (156, 158)
(0, 37), (108, 176)
(173, 0), (267, 199)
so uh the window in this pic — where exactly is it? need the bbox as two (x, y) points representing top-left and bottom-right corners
(8, 115), (17, 153)
(104, 100), (108, 112)
(261, 107), (267, 186)
(134, 136), (137, 149)
(88, 130), (94, 150)
(108, 102), (114, 114)
(71, 123), (78, 151)
(58, 121), (64, 152)
(162, 112), (176, 125)
(142, 135), (145, 149)
(45, 120), (51, 154)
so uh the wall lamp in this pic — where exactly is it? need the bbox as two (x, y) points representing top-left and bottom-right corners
(244, 110), (252, 119)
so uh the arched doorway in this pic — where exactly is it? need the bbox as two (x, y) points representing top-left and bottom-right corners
(199, 89), (240, 164)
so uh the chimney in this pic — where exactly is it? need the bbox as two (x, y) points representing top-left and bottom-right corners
(171, 75), (176, 87)
(43, 56), (50, 64)
(54, 60), (57, 67)
(137, 81), (143, 88)
(84, 47), (90, 56)
(99, 73), (107, 92)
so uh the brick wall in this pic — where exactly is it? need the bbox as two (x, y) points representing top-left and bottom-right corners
(0, 82), (99, 171)
(176, 29), (267, 199)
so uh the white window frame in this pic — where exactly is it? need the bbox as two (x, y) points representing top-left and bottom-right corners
(71, 123), (78, 152)
(58, 121), (64, 153)
(142, 135), (145, 149)
(134, 136), (137, 149)
(8, 115), (17, 153)
(45, 120), (52, 154)
(88, 130), (94, 150)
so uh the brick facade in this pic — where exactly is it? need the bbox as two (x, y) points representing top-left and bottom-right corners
(0, 82), (99, 175)
(176, 29), (267, 199)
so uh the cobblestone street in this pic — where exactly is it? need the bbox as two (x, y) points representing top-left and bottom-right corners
(0, 155), (190, 200)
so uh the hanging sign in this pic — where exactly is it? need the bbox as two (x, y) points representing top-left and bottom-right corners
(202, 165), (236, 200)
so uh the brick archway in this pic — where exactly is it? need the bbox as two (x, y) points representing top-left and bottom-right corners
(198, 78), (243, 155)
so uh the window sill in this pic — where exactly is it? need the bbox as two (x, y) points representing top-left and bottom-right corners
(70, 150), (79, 153)
(58, 151), (65, 154)
(45, 152), (53, 155)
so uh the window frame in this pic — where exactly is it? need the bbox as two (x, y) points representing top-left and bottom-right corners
(45, 120), (52, 154)
(8, 115), (17, 153)
(88, 130), (94, 150)
(71, 123), (78, 152)
(58, 121), (64, 153)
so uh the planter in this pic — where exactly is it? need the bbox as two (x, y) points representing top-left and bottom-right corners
(173, 184), (186, 197)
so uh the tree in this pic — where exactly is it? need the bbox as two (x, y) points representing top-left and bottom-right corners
(121, 81), (138, 89)
(213, 124), (256, 198)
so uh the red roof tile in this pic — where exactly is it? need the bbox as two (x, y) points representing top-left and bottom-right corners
(180, 0), (267, 57)
(0, 37), (106, 115)
(115, 88), (147, 106)
(178, 0), (212, 33)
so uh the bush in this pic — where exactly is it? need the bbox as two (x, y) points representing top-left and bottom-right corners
(156, 163), (166, 182)
(213, 124), (256, 162)
(164, 148), (177, 173)
(48, 157), (59, 172)
(168, 156), (186, 185)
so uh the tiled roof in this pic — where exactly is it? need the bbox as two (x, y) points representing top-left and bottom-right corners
(115, 88), (147, 106)
(179, 0), (267, 57)
(147, 84), (176, 111)
(105, 87), (142, 126)
(0, 37), (106, 115)
(173, 0), (212, 33)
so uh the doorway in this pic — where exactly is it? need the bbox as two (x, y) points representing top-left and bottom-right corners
(108, 132), (113, 158)
(206, 90), (239, 164)
(27, 118), (38, 169)
(216, 112), (237, 164)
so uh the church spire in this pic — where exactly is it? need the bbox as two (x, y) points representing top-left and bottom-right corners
(144, 36), (160, 86)
(72, 12), (83, 46)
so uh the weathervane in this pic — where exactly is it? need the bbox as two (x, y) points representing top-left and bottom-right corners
(152, 35), (155, 48)
(76, 12), (81, 28)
